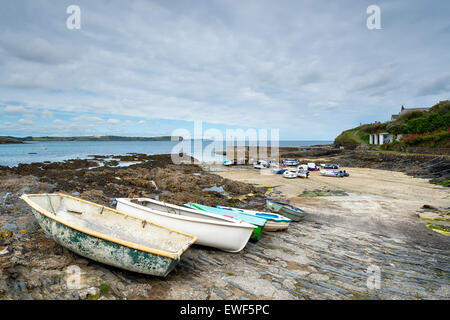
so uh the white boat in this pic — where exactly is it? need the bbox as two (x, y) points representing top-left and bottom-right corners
(320, 169), (349, 177)
(283, 169), (297, 179)
(21, 194), (197, 276)
(297, 171), (309, 178)
(116, 198), (256, 253)
(223, 160), (234, 166)
(307, 162), (319, 171)
(253, 159), (268, 169)
(282, 159), (300, 166)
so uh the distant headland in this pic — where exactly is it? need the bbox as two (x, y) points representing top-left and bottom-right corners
(0, 135), (183, 144)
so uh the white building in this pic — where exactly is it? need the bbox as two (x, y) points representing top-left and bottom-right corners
(369, 132), (396, 145)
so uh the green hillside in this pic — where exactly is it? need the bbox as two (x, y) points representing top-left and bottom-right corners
(334, 100), (450, 151)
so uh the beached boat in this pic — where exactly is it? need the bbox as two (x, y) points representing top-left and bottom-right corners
(216, 205), (291, 231)
(253, 159), (268, 169)
(283, 169), (297, 179)
(266, 199), (307, 222)
(270, 163), (286, 174)
(20, 193), (197, 277)
(223, 160), (234, 166)
(116, 198), (255, 252)
(320, 163), (339, 169)
(185, 203), (266, 241)
(297, 171), (309, 178)
(282, 159), (300, 166)
(307, 163), (319, 171)
(320, 169), (349, 177)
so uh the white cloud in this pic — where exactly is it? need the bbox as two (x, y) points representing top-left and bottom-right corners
(0, 0), (449, 139)
(107, 119), (121, 124)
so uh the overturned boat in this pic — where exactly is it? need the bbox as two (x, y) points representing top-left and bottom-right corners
(20, 194), (197, 277)
(116, 198), (255, 253)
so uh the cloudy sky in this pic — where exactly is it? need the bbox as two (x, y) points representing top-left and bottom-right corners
(0, 0), (449, 140)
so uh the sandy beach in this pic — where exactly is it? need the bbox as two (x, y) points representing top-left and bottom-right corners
(0, 154), (449, 300)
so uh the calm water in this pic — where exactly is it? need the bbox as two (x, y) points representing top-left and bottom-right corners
(0, 140), (332, 167)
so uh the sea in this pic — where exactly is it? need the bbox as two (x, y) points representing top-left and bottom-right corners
(0, 140), (332, 167)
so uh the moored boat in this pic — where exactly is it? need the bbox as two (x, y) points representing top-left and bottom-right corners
(184, 203), (266, 241)
(216, 205), (291, 231)
(266, 199), (307, 221)
(20, 193), (197, 277)
(116, 198), (255, 252)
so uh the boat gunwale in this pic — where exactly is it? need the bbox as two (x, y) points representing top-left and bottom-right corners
(116, 198), (256, 230)
(21, 193), (198, 260)
(185, 203), (267, 227)
(216, 205), (292, 222)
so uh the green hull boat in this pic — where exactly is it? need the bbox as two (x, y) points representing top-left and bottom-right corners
(21, 194), (197, 277)
(266, 199), (307, 222)
(184, 203), (264, 242)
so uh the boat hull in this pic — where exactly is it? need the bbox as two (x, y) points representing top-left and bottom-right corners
(266, 200), (307, 222)
(185, 203), (265, 242)
(264, 220), (290, 231)
(21, 194), (197, 277)
(116, 199), (254, 253)
(216, 205), (291, 231)
(31, 207), (180, 276)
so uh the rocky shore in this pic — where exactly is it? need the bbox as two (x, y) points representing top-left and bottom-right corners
(1, 152), (449, 300)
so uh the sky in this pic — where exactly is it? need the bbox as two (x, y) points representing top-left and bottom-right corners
(0, 0), (449, 140)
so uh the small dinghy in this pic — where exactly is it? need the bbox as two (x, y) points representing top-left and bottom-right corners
(283, 169), (297, 179)
(116, 198), (255, 253)
(185, 203), (266, 241)
(320, 169), (349, 177)
(320, 163), (339, 169)
(297, 171), (309, 178)
(253, 159), (268, 169)
(21, 194), (197, 277)
(307, 163), (319, 171)
(216, 205), (291, 231)
(282, 159), (300, 166)
(266, 199), (307, 222)
(270, 163), (286, 174)
(223, 160), (234, 166)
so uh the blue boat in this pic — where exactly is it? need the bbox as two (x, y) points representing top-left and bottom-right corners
(282, 159), (300, 166)
(320, 163), (339, 169)
(184, 203), (266, 241)
(216, 206), (291, 222)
